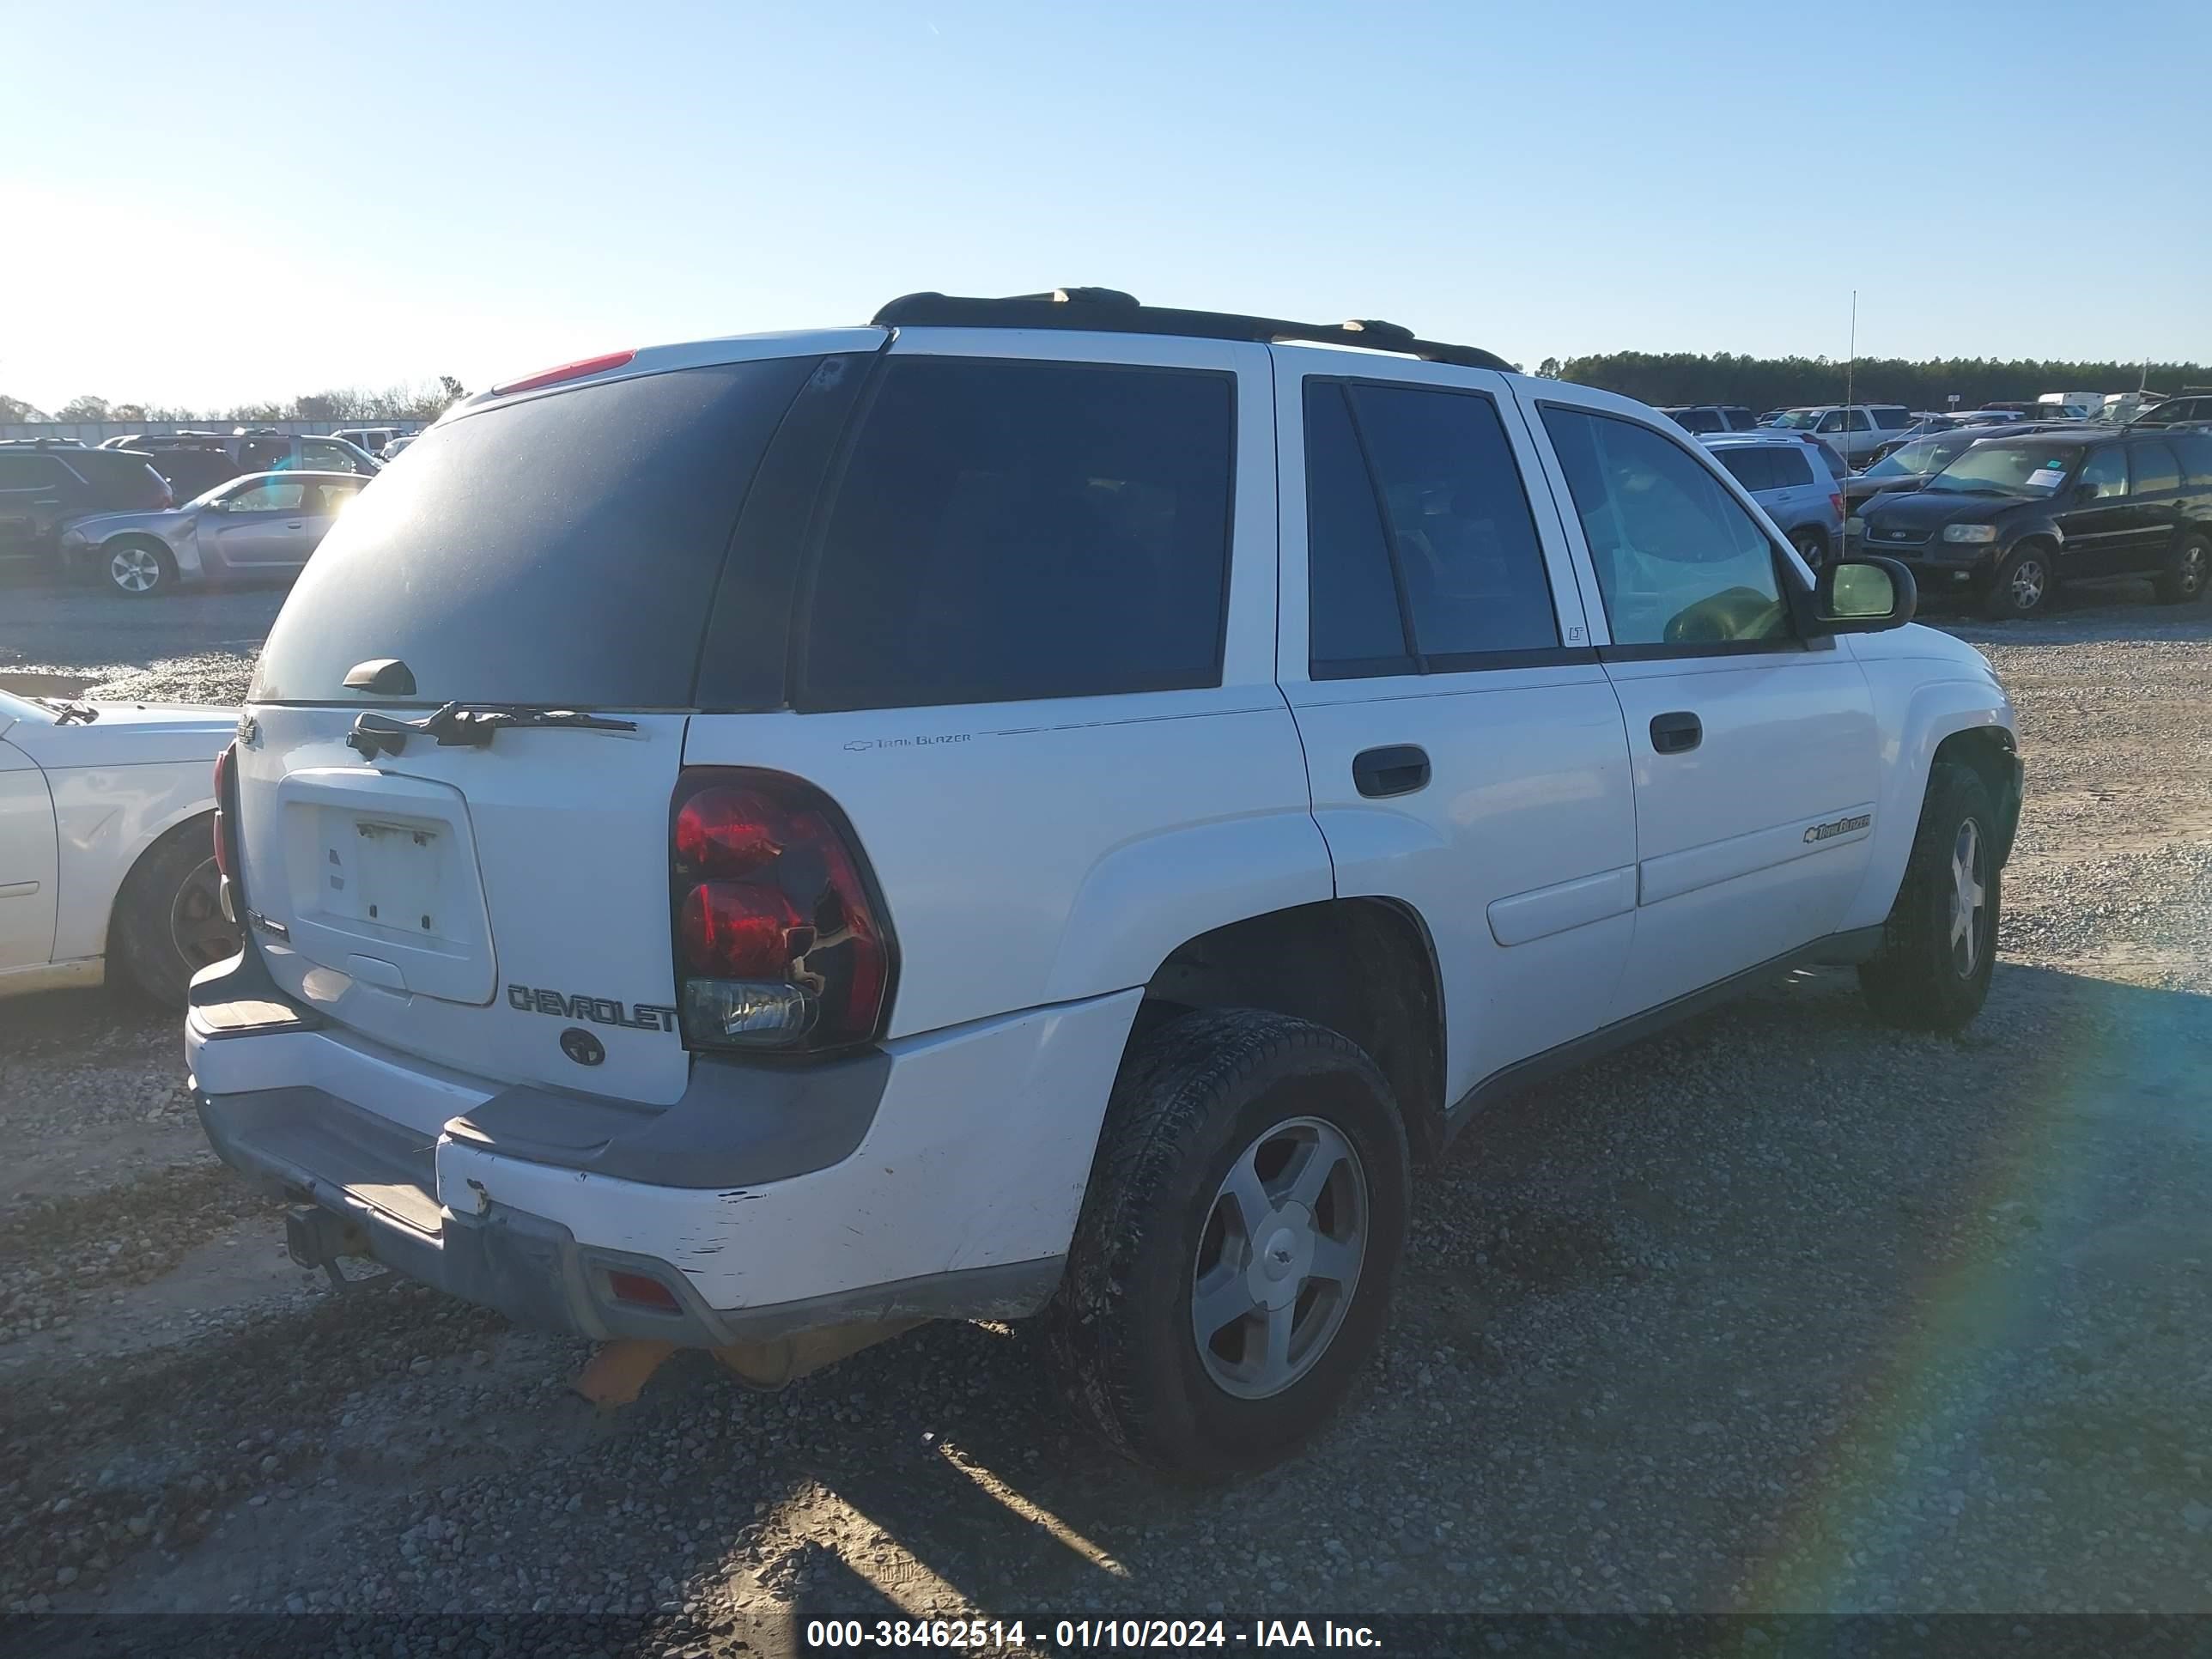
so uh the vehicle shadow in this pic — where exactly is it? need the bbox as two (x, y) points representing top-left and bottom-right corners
(672, 959), (2212, 1617)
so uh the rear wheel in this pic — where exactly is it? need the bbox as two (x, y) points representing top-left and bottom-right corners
(110, 816), (240, 1006)
(2153, 532), (2209, 605)
(1789, 526), (1829, 572)
(1859, 761), (1999, 1033)
(1046, 1009), (1410, 1480)
(104, 537), (176, 598)
(1983, 542), (2052, 619)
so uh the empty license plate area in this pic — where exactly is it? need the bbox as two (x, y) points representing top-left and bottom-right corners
(325, 816), (451, 943)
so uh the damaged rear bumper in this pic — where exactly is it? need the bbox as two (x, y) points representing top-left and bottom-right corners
(185, 948), (1133, 1347)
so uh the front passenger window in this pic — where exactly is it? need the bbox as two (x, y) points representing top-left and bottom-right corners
(1540, 407), (1791, 650)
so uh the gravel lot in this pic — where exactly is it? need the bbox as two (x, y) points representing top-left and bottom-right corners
(4, 574), (2210, 1648)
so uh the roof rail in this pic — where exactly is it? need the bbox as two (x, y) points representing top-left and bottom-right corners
(872, 288), (1515, 374)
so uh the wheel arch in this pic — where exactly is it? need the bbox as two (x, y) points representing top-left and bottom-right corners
(101, 807), (218, 958)
(1135, 896), (1449, 1164)
(1838, 688), (2020, 933)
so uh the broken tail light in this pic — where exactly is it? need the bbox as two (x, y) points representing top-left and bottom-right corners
(669, 771), (893, 1053)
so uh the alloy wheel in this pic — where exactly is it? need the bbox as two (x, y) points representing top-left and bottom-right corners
(1948, 818), (1988, 979)
(1190, 1115), (1368, 1400)
(167, 856), (236, 970)
(109, 545), (162, 594)
(2009, 558), (2045, 611)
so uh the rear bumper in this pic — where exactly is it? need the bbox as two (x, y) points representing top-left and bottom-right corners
(186, 950), (1137, 1343)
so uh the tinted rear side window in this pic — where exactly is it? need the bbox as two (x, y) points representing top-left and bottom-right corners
(799, 357), (1233, 711)
(252, 356), (821, 706)
(2130, 441), (2181, 494)
(1304, 382), (1412, 675)
(2172, 432), (2212, 487)
(1713, 447), (1776, 492)
(1769, 446), (1814, 486)
(0, 454), (69, 489)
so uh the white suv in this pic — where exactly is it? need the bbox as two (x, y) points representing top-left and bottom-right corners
(188, 289), (2022, 1477)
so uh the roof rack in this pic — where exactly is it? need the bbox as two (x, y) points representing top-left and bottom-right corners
(872, 288), (1515, 374)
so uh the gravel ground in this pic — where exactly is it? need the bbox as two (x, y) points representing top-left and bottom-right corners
(3, 574), (2210, 1648)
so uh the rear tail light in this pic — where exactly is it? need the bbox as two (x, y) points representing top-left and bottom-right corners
(1830, 493), (1845, 520)
(669, 770), (893, 1054)
(211, 744), (238, 881)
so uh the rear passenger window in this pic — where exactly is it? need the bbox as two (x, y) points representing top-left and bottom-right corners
(800, 358), (1234, 711)
(2172, 432), (2212, 488)
(1302, 381), (1559, 676)
(1304, 384), (1413, 676)
(1713, 447), (1776, 492)
(2130, 442), (2181, 495)
(1768, 446), (1814, 487)
(1343, 384), (1559, 665)
(0, 454), (65, 489)
(1540, 406), (1791, 651)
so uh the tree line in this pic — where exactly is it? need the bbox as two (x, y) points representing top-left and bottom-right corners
(0, 377), (469, 427)
(1531, 352), (2209, 412)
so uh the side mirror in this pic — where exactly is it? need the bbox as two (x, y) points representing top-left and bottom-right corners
(1814, 556), (1917, 634)
(2074, 483), (2100, 503)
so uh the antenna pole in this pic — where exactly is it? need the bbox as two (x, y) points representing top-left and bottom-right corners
(1845, 289), (1856, 421)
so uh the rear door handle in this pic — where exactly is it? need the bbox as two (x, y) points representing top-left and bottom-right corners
(284, 520), (304, 529)
(1650, 712), (1702, 755)
(1353, 744), (1431, 798)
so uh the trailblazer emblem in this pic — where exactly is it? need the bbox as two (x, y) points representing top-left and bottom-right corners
(1804, 812), (1873, 844)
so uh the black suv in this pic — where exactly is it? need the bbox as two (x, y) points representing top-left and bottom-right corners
(1854, 428), (2212, 618)
(0, 441), (173, 572)
(98, 432), (242, 499)
(2127, 390), (2212, 432)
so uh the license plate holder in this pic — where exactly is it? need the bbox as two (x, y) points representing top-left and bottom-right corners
(327, 817), (449, 941)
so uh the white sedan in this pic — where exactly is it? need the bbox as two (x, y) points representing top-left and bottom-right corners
(0, 689), (240, 1005)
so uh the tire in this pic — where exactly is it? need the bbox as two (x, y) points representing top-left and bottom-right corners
(109, 816), (240, 1006)
(2153, 532), (2209, 605)
(1046, 1008), (1412, 1480)
(103, 537), (177, 598)
(1858, 761), (2000, 1034)
(1789, 526), (1829, 572)
(1982, 542), (2053, 619)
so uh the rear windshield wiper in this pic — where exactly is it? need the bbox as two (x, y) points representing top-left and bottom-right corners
(33, 697), (100, 725)
(347, 702), (637, 760)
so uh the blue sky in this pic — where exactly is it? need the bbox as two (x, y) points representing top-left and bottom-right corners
(5, 0), (2206, 410)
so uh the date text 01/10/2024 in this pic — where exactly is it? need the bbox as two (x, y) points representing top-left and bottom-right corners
(802, 1619), (1382, 1650)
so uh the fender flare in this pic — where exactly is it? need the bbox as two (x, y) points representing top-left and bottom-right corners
(1839, 681), (2015, 932)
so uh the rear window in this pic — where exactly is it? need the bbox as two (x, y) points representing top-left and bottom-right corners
(797, 357), (1233, 711)
(251, 356), (820, 706)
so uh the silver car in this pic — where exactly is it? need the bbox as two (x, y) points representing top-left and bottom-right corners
(58, 471), (368, 597)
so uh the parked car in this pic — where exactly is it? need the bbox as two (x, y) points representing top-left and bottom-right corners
(1844, 424), (2058, 514)
(378, 434), (417, 460)
(1979, 402), (2038, 416)
(2037, 392), (2107, 422)
(1701, 431), (1845, 568)
(0, 441), (172, 572)
(1854, 428), (2212, 617)
(1866, 412), (2017, 463)
(98, 434), (243, 498)
(101, 428), (380, 479)
(1765, 404), (1914, 463)
(1659, 404), (1759, 434)
(58, 471), (369, 597)
(190, 289), (2019, 1478)
(333, 427), (412, 456)
(2124, 390), (2212, 432)
(0, 689), (240, 1005)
